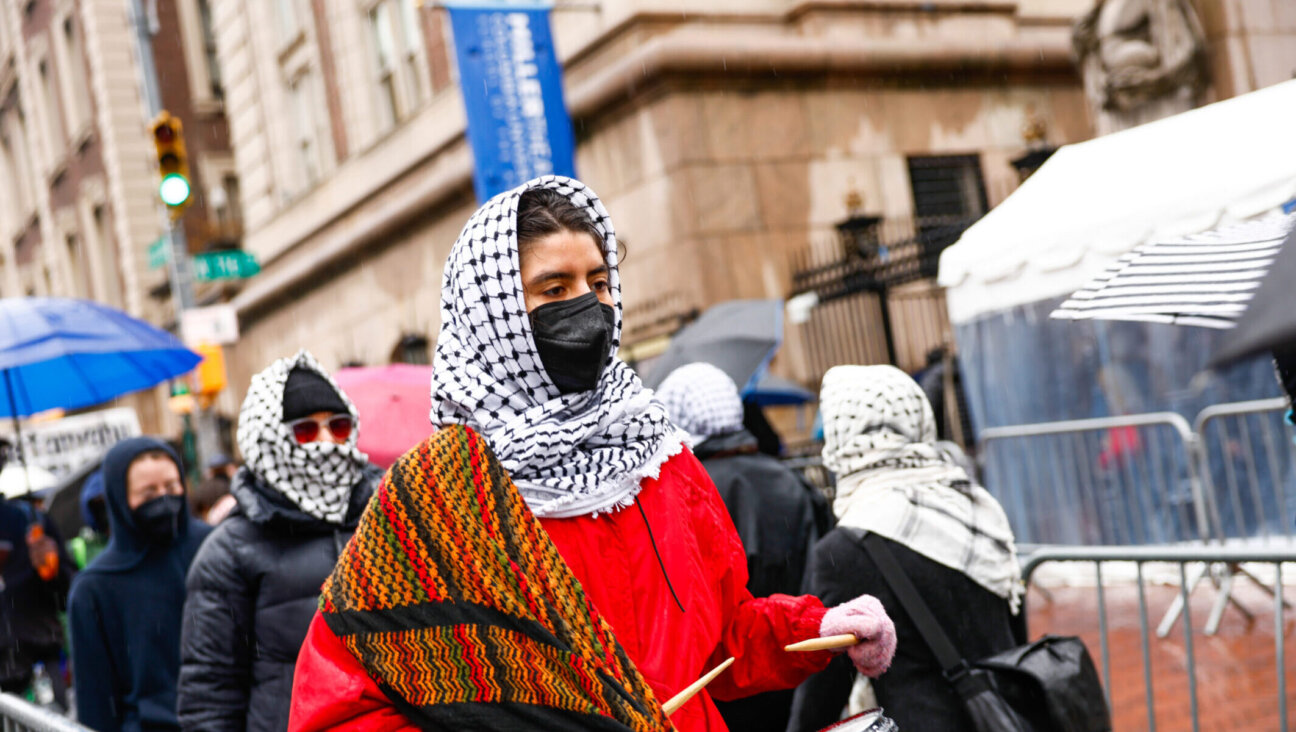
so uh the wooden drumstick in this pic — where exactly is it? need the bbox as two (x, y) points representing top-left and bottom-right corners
(784, 634), (860, 653)
(661, 657), (735, 716)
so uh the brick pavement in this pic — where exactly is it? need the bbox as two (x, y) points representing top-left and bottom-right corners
(1027, 579), (1296, 731)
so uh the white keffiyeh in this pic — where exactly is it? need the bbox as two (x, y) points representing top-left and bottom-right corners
(656, 363), (745, 446)
(237, 350), (368, 524)
(821, 364), (1024, 613)
(430, 175), (686, 519)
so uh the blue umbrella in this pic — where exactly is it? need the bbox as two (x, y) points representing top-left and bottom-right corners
(0, 297), (201, 418)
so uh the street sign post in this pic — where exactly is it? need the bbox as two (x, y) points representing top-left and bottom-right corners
(192, 250), (260, 282)
(180, 304), (240, 346)
(147, 238), (168, 269)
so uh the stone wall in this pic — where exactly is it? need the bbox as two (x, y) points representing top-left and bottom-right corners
(226, 76), (1090, 404)
(219, 0), (1097, 420)
(1194, 0), (1296, 101)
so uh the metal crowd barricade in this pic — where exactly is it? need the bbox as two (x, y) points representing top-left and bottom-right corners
(1194, 397), (1295, 542)
(0, 696), (87, 732)
(1023, 545), (1295, 732)
(1165, 397), (1296, 635)
(978, 412), (1209, 547)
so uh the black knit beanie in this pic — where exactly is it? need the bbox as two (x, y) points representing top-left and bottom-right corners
(282, 366), (349, 422)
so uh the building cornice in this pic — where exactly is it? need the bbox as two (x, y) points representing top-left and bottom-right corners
(567, 31), (1074, 120)
(232, 20), (1074, 320)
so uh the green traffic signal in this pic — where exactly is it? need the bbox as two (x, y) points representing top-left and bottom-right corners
(160, 173), (191, 206)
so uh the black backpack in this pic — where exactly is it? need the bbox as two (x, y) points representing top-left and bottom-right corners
(859, 531), (1112, 732)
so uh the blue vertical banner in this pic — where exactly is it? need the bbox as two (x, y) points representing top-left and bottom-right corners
(445, 1), (577, 202)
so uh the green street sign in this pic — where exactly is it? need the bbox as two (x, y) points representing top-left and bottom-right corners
(192, 250), (260, 282)
(147, 238), (169, 270)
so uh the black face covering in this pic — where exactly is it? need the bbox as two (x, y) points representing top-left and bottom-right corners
(529, 292), (617, 394)
(131, 495), (186, 545)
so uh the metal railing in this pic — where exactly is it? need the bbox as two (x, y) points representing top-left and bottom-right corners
(1194, 397), (1295, 542)
(1023, 545), (1295, 732)
(979, 412), (1209, 546)
(980, 400), (1296, 548)
(0, 696), (86, 732)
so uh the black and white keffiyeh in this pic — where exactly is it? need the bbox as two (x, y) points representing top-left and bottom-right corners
(821, 365), (1023, 612)
(237, 350), (367, 524)
(430, 176), (685, 519)
(656, 362), (745, 446)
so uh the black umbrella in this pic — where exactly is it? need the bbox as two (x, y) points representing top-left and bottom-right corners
(1212, 226), (1296, 366)
(644, 299), (783, 392)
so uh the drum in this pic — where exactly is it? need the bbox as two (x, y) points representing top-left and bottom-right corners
(818, 708), (899, 732)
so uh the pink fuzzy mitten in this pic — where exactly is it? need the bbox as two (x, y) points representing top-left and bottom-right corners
(819, 595), (897, 678)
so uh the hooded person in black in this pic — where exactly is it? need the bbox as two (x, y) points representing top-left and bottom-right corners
(68, 437), (211, 732)
(656, 363), (832, 732)
(178, 350), (379, 732)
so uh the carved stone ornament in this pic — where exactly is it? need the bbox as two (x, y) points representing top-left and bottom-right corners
(1072, 0), (1209, 134)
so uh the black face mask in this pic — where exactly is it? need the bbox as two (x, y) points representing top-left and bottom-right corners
(131, 495), (186, 544)
(529, 292), (617, 394)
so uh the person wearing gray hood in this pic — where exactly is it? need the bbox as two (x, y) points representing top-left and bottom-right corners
(178, 351), (381, 732)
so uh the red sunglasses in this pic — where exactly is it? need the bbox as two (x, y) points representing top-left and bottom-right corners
(286, 414), (354, 445)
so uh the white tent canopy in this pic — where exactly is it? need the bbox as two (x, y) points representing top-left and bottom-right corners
(938, 79), (1296, 325)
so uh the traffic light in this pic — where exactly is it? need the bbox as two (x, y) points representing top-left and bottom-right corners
(192, 342), (228, 398)
(149, 111), (191, 210)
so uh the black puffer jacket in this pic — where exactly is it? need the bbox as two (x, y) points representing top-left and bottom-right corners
(787, 530), (1025, 732)
(177, 464), (380, 732)
(694, 430), (832, 599)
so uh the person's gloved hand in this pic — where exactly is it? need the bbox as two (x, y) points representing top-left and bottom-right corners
(820, 594), (896, 677)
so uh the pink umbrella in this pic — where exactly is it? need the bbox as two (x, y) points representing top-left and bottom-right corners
(334, 364), (434, 468)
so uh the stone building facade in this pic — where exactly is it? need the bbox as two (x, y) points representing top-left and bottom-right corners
(214, 0), (1089, 401)
(0, 0), (240, 434)
(211, 0), (1296, 425)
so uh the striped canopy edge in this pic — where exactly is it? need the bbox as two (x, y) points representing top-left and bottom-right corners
(1050, 212), (1296, 329)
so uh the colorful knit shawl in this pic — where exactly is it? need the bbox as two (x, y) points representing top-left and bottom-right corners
(320, 425), (674, 731)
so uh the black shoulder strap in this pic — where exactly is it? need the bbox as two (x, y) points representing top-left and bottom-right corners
(858, 531), (968, 675)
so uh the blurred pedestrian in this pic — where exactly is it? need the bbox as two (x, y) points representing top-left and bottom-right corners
(743, 399), (784, 456)
(189, 453), (237, 525)
(68, 469), (109, 570)
(1275, 343), (1296, 413)
(0, 478), (74, 710)
(68, 437), (211, 732)
(788, 366), (1024, 732)
(657, 362), (833, 732)
(178, 351), (380, 732)
(288, 177), (895, 732)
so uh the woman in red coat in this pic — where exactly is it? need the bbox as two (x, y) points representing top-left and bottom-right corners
(289, 177), (895, 732)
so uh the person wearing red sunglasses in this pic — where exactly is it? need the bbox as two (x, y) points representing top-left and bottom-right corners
(178, 351), (382, 732)
(285, 412), (354, 445)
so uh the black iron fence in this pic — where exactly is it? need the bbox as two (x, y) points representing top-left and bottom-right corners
(786, 216), (976, 383)
(1023, 545), (1294, 732)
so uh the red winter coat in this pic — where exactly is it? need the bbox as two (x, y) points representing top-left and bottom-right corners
(288, 449), (833, 732)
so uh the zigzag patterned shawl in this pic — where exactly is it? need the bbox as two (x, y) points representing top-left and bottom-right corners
(319, 425), (674, 731)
